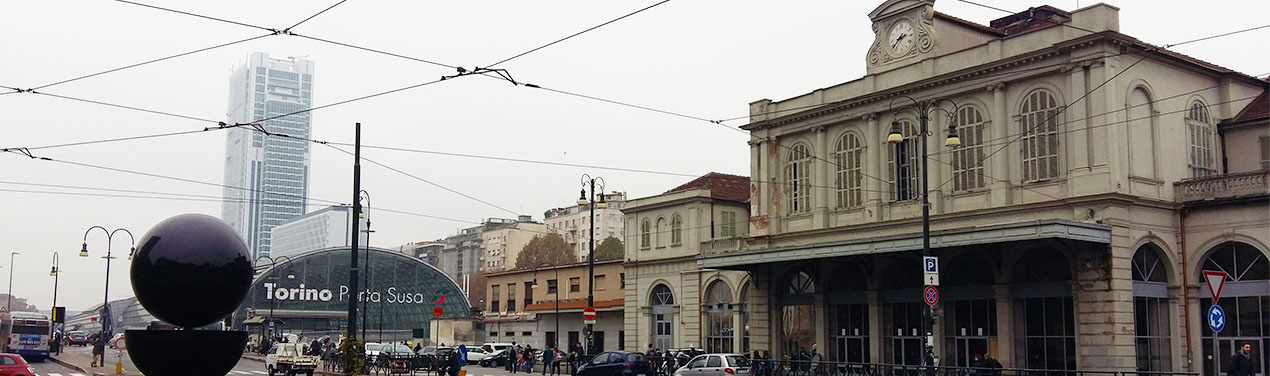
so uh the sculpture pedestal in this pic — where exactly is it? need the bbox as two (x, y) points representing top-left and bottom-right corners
(126, 330), (247, 376)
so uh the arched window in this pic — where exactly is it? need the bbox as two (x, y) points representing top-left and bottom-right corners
(1132, 244), (1171, 372)
(781, 271), (816, 357)
(739, 283), (751, 354)
(704, 280), (735, 353)
(834, 133), (865, 208)
(1199, 242), (1268, 376)
(1020, 90), (1061, 182)
(888, 120), (920, 201)
(639, 220), (651, 249)
(670, 214), (683, 245)
(952, 106), (987, 191)
(655, 217), (666, 247)
(650, 284), (675, 351)
(787, 144), (813, 214)
(1186, 101), (1215, 177)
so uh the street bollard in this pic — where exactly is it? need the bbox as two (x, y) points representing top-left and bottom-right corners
(116, 350), (124, 374)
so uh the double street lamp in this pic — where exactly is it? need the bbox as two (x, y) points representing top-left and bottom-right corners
(886, 95), (962, 367)
(532, 262), (561, 349)
(50, 252), (61, 355)
(577, 174), (607, 355)
(254, 255), (296, 338)
(81, 226), (136, 340)
(358, 190), (375, 341)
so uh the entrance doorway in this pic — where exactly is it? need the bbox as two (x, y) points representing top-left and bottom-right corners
(1206, 339), (1262, 376)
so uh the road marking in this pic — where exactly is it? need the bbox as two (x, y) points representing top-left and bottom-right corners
(251, 371), (269, 375)
(47, 373), (62, 376)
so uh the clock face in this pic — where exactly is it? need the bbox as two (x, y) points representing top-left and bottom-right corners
(888, 20), (916, 56)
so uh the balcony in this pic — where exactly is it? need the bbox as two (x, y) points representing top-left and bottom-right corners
(1175, 169), (1269, 204)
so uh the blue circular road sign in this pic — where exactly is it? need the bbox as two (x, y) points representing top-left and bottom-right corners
(1208, 304), (1225, 333)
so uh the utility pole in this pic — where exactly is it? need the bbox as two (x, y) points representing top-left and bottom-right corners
(347, 122), (362, 341)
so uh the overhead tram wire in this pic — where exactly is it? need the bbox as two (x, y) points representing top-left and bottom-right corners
(284, 0), (350, 32)
(319, 143), (522, 216)
(483, 0), (672, 69)
(114, 0), (279, 33)
(32, 33), (276, 91)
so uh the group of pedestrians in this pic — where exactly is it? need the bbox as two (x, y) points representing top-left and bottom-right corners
(506, 341), (577, 375)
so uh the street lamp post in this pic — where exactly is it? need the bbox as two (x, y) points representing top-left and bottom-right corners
(7, 252), (17, 312)
(359, 190), (374, 341)
(577, 174), (607, 355)
(81, 226), (136, 341)
(254, 255), (295, 339)
(50, 252), (61, 355)
(887, 96), (962, 368)
(532, 262), (560, 348)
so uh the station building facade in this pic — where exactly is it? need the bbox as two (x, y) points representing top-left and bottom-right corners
(231, 246), (472, 344)
(695, 0), (1267, 374)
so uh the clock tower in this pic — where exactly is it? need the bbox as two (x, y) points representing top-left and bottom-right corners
(866, 0), (938, 74)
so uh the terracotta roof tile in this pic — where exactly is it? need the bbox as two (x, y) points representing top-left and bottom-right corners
(664, 172), (750, 203)
(1223, 89), (1269, 125)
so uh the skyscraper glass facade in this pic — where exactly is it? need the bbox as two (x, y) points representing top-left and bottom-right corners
(222, 52), (315, 259)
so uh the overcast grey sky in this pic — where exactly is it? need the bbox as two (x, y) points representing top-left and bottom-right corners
(2, 0), (1267, 312)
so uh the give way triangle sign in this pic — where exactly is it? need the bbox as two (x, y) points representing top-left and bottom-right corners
(1202, 270), (1228, 301)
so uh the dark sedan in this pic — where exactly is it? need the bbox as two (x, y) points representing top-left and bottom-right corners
(415, 346), (455, 370)
(478, 349), (509, 368)
(577, 351), (650, 376)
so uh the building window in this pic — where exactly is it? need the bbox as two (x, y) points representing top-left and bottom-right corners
(1020, 90), (1061, 182)
(1187, 101), (1215, 177)
(1015, 297), (1076, 371)
(670, 214), (683, 245)
(655, 218), (666, 247)
(834, 133), (865, 208)
(781, 271), (817, 358)
(507, 283), (516, 312)
(651, 284), (675, 351)
(884, 302), (924, 366)
(547, 279), (558, 294)
(594, 275), (606, 291)
(831, 303), (869, 363)
(705, 280), (734, 354)
(888, 120), (919, 201)
(786, 144), (813, 213)
(569, 277), (581, 293)
(952, 106), (987, 191)
(1261, 136), (1270, 170)
(491, 285), (501, 312)
(620, 273), (625, 289)
(522, 331), (532, 337)
(1199, 241), (1269, 376)
(720, 211), (737, 238)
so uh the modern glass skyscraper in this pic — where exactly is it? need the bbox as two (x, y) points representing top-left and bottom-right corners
(222, 52), (315, 259)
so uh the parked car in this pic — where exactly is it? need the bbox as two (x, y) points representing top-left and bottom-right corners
(416, 346), (455, 370)
(265, 343), (318, 376)
(465, 346), (491, 362)
(0, 354), (36, 376)
(576, 351), (651, 376)
(376, 344), (416, 372)
(364, 342), (384, 364)
(481, 342), (513, 353)
(478, 349), (509, 368)
(66, 331), (88, 347)
(673, 354), (751, 376)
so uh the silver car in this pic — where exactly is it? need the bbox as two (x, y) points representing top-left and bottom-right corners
(674, 354), (751, 376)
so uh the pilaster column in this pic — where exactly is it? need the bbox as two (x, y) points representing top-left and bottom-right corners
(926, 111), (946, 214)
(988, 82), (1012, 206)
(865, 113), (885, 222)
(750, 139), (769, 236)
(993, 284), (1014, 364)
(814, 125), (830, 228)
(867, 291), (883, 363)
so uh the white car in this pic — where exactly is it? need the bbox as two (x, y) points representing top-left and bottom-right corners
(265, 343), (318, 376)
(674, 354), (752, 376)
(465, 346), (491, 362)
(108, 333), (126, 349)
(364, 342), (384, 363)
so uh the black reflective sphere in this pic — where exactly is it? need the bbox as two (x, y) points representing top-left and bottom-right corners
(130, 214), (253, 328)
(127, 330), (246, 376)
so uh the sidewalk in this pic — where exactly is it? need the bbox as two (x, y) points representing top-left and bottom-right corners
(50, 348), (143, 376)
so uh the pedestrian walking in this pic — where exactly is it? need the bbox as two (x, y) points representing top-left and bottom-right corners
(525, 345), (536, 373)
(509, 342), (519, 373)
(543, 344), (554, 375)
(553, 347), (564, 376)
(568, 345), (579, 376)
(90, 335), (104, 367)
(1229, 343), (1255, 376)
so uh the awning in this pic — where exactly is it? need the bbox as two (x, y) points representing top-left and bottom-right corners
(242, 317), (266, 325)
(697, 219), (1110, 269)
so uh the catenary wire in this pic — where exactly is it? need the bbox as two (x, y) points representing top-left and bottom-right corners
(320, 143), (523, 216)
(33, 33), (275, 91)
(484, 0), (672, 69)
(114, 0), (278, 33)
(31, 91), (223, 124)
(286, 0), (349, 32)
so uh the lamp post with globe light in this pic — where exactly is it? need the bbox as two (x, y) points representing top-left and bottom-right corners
(80, 226), (136, 341)
(886, 95), (962, 368)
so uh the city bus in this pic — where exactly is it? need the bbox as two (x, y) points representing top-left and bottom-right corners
(0, 311), (51, 361)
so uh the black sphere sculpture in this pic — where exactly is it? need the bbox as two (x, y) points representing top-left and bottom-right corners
(127, 214), (252, 376)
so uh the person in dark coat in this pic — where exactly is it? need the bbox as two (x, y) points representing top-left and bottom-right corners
(90, 336), (104, 367)
(1229, 343), (1255, 376)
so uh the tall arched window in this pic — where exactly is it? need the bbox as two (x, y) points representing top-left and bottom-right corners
(639, 220), (651, 249)
(787, 144), (813, 213)
(781, 271), (816, 357)
(834, 133), (865, 208)
(650, 284), (676, 351)
(670, 214), (683, 245)
(739, 283), (751, 354)
(952, 106), (987, 191)
(1199, 242), (1268, 376)
(1132, 244), (1171, 372)
(1020, 90), (1061, 182)
(704, 280), (735, 353)
(1186, 101), (1215, 177)
(655, 217), (666, 247)
(888, 120), (920, 201)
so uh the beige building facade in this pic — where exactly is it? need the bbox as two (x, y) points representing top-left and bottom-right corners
(695, 0), (1267, 374)
(482, 219), (548, 272)
(545, 192), (627, 262)
(622, 173), (753, 353)
(482, 260), (626, 352)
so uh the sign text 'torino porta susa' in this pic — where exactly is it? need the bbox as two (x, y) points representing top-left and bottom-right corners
(263, 283), (445, 305)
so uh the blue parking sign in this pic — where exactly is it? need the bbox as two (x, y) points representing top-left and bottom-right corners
(923, 257), (938, 273)
(1208, 305), (1225, 333)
